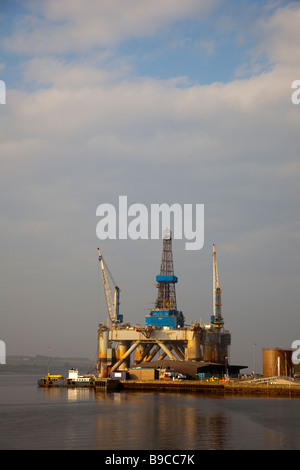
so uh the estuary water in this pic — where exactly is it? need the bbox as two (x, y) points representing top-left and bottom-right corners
(0, 374), (299, 450)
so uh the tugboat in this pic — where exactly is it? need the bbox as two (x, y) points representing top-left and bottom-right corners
(66, 368), (95, 387)
(38, 373), (66, 387)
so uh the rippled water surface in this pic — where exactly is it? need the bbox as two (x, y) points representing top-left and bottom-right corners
(0, 375), (299, 450)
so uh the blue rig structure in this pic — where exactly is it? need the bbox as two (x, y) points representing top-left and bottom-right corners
(146, 230), (184, 329)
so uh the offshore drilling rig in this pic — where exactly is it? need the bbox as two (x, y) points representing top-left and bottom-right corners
(96, 231), (232, 379)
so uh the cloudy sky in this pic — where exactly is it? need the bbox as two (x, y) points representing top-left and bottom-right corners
(1, 0), (299, 372)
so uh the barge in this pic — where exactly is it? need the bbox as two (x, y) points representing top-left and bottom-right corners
(38, 373), (65, 387)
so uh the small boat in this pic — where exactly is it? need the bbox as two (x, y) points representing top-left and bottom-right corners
(66, 368), (95, 387)
(38, 373), (66, 387)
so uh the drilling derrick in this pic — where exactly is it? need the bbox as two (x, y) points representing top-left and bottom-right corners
(155, 230), (177, 311)
(146, 230), (184, 329)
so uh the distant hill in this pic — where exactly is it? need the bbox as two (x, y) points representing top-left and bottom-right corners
(0, 355), (96, 375)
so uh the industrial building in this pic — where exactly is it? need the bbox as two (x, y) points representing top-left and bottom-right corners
(96, 231), (245, 380)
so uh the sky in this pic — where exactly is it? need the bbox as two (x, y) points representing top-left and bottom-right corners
(0, 0), (299, 373)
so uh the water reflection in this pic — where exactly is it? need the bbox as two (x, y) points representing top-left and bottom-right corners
(23, 382), (300, 450)
(66, 388), (93, 402)
(93, 392), (230, 450)
(39, 386), (65, 401)
(201, 412), (229, 449)
(94, 390), (124, 404)
(39, 386), (95, 402)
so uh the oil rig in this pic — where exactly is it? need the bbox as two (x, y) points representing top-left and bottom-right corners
(96, 231), (240, 379)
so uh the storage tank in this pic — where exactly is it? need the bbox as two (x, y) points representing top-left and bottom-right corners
(263, 348), (293, 377)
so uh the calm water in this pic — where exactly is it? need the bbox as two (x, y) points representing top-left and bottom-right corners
(0, 375), (300, 450)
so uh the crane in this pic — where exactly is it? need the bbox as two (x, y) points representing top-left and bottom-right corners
(97, 248), (123, 326)
(211, 244), (224, 327)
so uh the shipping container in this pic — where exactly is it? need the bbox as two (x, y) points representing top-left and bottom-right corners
(110, 370), (128, 380)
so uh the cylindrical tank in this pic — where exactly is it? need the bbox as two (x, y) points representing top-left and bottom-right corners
(263, 348), (293, 377)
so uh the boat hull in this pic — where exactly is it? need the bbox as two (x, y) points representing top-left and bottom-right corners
(38, 378), (66, 387)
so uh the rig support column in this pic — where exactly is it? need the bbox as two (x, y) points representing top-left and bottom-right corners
(98, 327), (109, 378)
(116, 341), (131, 370)
(186, 334), (201, 361)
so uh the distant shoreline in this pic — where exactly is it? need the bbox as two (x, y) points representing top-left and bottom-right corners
(0, 355), (95, 375)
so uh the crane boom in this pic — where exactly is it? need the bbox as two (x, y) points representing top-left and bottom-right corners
(97, 248), (123, 326)
(213, 244), (220, 289)
(212, 244), (224, 327)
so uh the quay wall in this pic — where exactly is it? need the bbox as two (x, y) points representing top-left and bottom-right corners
(118, 380), (300, 397)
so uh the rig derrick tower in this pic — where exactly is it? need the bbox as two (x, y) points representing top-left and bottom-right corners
(146, 229), (184, 329)
(155, 229), (177, 311)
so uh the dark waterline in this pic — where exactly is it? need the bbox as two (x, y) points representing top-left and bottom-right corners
(0, 375), (299, 450)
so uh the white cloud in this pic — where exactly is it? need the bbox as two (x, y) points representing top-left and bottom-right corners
(255, 2), (300, 66)
(4, 0), (218, 55)
(21, 56), (120, 87)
